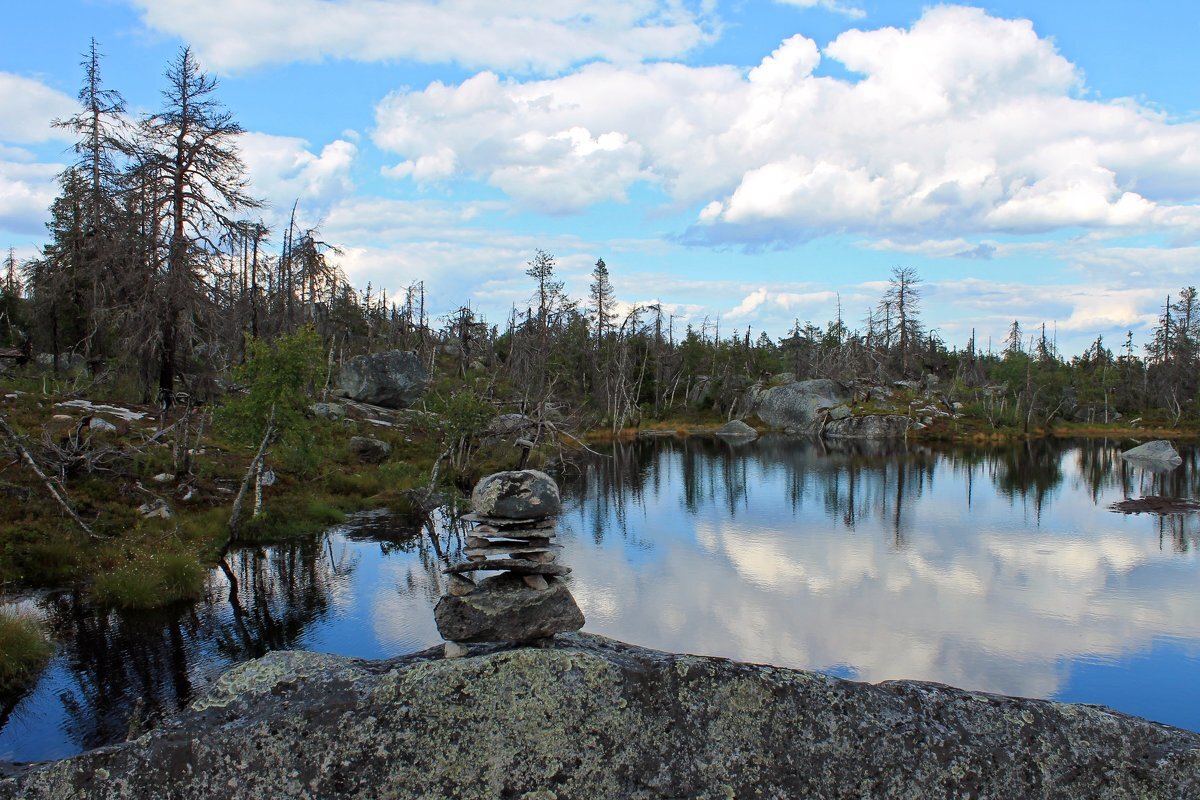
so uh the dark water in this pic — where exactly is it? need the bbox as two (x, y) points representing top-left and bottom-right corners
(3, 437), (1199, 762)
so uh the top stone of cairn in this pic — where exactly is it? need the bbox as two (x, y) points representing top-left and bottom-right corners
(471, 469), (561, 520)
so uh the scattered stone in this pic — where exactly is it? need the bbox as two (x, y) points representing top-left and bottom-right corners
(443, 642), (470, 659)
(335, 350), (427, 408)
(138, 499), (173, 519)
(447, 575), (477, 597)
(471, 470), (561, 519)
(487, 413), (538, 437)
(434, 573), (584, 642)
(349, 436), (392, 464)
(51, 414), (72, 422)
(152, 473), (174, 483)
(523, 575), (549, 590)
(88, 417), (117, 432)
(260, 468), (276, 487)
(55, 399), (147, 421)
(1121, 440), (1183, 466)
(310, 402), (346, 420)
(714, 419), (758, 440)
(827, 405), (852, 421)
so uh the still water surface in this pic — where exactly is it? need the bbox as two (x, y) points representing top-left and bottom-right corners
(2, 436), (1198, 762)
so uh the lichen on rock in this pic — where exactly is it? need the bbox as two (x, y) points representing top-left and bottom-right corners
(4, 634), (1199, 799)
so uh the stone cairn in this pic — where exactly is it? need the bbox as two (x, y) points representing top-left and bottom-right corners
(434, 467), (585, 657)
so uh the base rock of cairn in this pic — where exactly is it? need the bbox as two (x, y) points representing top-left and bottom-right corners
(435, 571), (585, 642)
(435, 469), (584, 647)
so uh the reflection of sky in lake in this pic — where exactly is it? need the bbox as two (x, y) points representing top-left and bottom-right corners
(559, 437), (1200, 730)
(2, 438), (1198, 762)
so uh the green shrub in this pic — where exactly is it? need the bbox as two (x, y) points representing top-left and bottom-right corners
(0, 611), (52, 692)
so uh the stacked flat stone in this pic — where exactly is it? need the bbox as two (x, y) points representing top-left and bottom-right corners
(434, 470), (585, 652)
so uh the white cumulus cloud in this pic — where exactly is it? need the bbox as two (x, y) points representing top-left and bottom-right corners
(371, 6), (1200, 247)
(126, 0), (718, 74)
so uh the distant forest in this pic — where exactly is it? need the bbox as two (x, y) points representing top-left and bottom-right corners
(4, 42), (1198, 432)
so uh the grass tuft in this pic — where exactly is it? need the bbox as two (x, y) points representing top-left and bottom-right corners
(0, 611), (53, 692)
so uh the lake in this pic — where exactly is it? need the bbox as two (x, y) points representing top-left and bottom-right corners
(2, 435), (1198, 763)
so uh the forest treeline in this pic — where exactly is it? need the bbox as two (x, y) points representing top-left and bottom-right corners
(3, 42), (1199, 435)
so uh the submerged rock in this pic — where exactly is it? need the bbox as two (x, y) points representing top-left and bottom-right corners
(5, 634), (1199, 799)
(336, 350), (427, 409)
(434, 572), (584, 642)
(471, 470), (561, 520)
(1121, 440), (1183, 466)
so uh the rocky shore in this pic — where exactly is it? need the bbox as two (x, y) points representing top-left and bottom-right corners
(3, 634), (1198, 799)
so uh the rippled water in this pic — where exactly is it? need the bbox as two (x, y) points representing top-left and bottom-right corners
(2, 436), (1198, 762)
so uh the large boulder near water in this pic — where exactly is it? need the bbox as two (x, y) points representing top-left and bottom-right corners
(752, 379), (849, 431)
(824, 414), (912, 439)
(5, 634), (1199, 799)
(335, 350), (427, 408)
(471, 469), (560, 519)
(434, 572), (584, 642)
(1121, 440), (1183, 466)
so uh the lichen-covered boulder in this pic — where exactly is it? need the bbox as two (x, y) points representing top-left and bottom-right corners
(336, 350), (427, 409)
(471, 470), (560, 519)
(714, 419), (757, 440)
(5, 634), (1200, 799)
(824, 414), (912, 439)
(434, 573), (584, 642)
(1121, 440), (1183, 466)
(753, 379), (849, 432)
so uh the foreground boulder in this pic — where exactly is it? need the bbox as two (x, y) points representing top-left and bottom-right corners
(336, 350), (427, 408)
(1121, 440), (1183, 466)
(3, 635), (1198, 799)
(753, 379), (849, 432)
(471, 469), (561, 519)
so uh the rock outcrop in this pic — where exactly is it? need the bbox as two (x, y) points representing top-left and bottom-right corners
(752, 379), (849, 432)
(824, 414), (912, 439)
(1121, 440), (1183, 466)
(5, 635), (1199, 799)
(335, 350), (427, 409)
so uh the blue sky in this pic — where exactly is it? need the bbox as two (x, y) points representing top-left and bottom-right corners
(3, 1), (1200, 356)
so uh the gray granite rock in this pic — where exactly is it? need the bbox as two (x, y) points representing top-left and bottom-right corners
(753, 379), (849, 432)
(471, 470), (561, 520)
(434, 572), (584, 642)
(336, 350), (427, 408)
(824, 414), (912, 439)
(443, 558), (570, 576)
(349, 436), (392, 464)
(6, 634), (1199, 799)
(1121, 440), (1183, 466)
(714, 419), (757, 440)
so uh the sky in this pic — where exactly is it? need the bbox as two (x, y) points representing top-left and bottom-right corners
(3, 0), (1200, 356)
